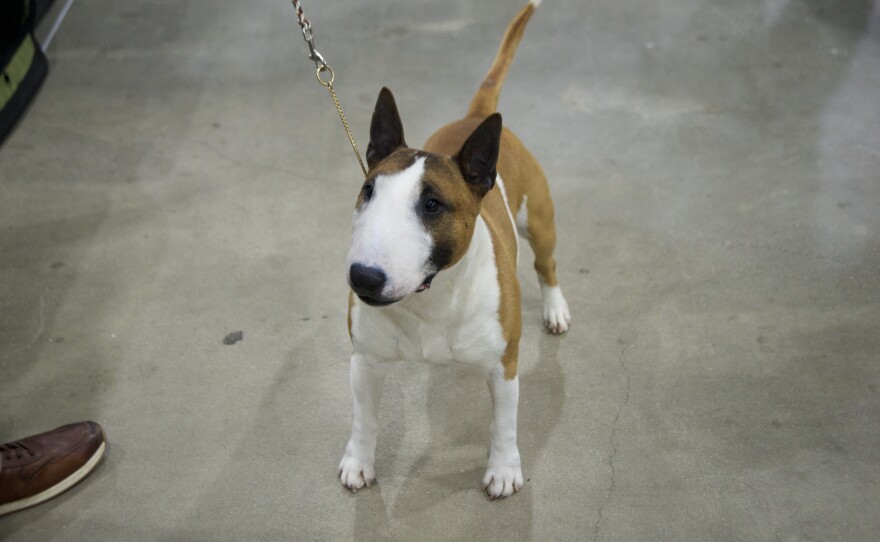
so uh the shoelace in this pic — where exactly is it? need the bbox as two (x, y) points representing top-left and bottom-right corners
(0, 441), (34, 461)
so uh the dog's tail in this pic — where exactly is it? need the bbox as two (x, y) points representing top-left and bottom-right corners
(466, 0), (541, 118)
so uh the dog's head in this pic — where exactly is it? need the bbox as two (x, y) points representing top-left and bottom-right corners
(346, 88), (502, 307)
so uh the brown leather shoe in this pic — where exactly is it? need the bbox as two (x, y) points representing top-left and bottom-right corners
(0, 421), (106, 516)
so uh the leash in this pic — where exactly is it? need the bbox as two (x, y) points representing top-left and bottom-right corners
(291, 0), (368, 178)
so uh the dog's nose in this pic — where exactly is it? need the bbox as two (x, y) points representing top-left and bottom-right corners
(349, 264), (387, 296)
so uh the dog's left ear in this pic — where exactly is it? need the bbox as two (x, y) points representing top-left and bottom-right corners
(456, 113), (502, 197)
(366, 87), (407, 169)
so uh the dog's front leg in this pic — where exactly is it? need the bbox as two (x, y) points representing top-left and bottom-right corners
(483, 370), (524, 499)
(338, 353), (387, 491)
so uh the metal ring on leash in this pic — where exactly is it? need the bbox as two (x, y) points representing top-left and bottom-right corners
(316, 65), (335, 87)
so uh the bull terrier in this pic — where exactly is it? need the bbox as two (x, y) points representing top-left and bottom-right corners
(339, 0), (570, 499)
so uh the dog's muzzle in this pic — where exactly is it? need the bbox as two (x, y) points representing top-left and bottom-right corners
(349, 264), (398, 306)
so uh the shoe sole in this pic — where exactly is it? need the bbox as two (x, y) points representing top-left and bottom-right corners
(0, 440), (106, 517)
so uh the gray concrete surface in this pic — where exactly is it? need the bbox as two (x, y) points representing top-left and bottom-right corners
(1, 0), (879, 540)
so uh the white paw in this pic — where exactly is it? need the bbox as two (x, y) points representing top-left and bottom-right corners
(541, 285), (571, 334)
(338, 452), (375, 492)
(482, 464), (524, 500)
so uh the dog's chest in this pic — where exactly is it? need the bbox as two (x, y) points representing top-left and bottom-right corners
(353, 304), (507, 369)
(407, 312), (505, 366)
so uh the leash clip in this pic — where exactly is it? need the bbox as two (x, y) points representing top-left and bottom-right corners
(301, 24), (328, 70)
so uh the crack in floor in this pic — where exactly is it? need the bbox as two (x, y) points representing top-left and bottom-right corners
(593, 330), (637, 542)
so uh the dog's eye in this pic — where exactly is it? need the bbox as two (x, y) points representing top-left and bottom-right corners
(425, 198), (443, 214)
(363, 182), (374, 201)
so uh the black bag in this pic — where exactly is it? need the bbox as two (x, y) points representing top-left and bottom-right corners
(1, 0), (49, 145)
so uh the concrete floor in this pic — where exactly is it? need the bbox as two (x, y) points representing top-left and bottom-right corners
(1, 0), (879, 540)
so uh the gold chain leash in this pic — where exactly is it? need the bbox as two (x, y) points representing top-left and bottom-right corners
(292, 0), (368, 178)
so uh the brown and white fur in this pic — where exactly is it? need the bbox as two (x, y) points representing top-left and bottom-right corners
(339, 0), (570, 499)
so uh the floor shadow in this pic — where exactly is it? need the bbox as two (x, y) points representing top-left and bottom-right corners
(345, 329), (566, 540)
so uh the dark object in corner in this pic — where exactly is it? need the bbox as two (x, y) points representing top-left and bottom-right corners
(0, 0), (51, 146)
(223, 331), (243, 345)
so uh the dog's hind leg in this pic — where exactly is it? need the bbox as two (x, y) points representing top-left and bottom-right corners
(516, 180), (571, 334)
(339, 353), (387, 491)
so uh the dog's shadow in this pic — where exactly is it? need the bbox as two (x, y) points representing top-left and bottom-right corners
(353, 331), (566, 539)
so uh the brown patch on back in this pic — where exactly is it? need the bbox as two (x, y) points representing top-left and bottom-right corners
(498, 128), (559, 288)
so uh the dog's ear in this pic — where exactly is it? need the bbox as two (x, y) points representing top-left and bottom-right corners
(366, 87), (407, 169)
(456, 113), (502, 197)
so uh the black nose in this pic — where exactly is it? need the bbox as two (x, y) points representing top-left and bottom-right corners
(349, 264), (387, 297)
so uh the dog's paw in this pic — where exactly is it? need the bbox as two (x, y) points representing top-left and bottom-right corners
(338, 453), (375, 492)
(483, 465), (524, 500)
(541, 285), (571, 334)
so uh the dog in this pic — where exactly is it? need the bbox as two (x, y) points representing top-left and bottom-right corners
(339, 0), (570, 499)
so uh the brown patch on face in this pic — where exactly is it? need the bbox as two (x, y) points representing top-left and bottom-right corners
(418, 154), (484, 271)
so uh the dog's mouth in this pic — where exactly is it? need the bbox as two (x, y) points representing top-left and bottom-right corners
(415, 274), (437, 293)
(356, 274), (436, 306)
(356, 294), (399, 307)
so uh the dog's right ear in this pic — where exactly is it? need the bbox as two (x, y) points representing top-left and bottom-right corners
(456, 113), (502, 197)
(366, 87), (407, 169)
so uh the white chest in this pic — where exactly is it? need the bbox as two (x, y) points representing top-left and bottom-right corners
(351, 303), (507, 370)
